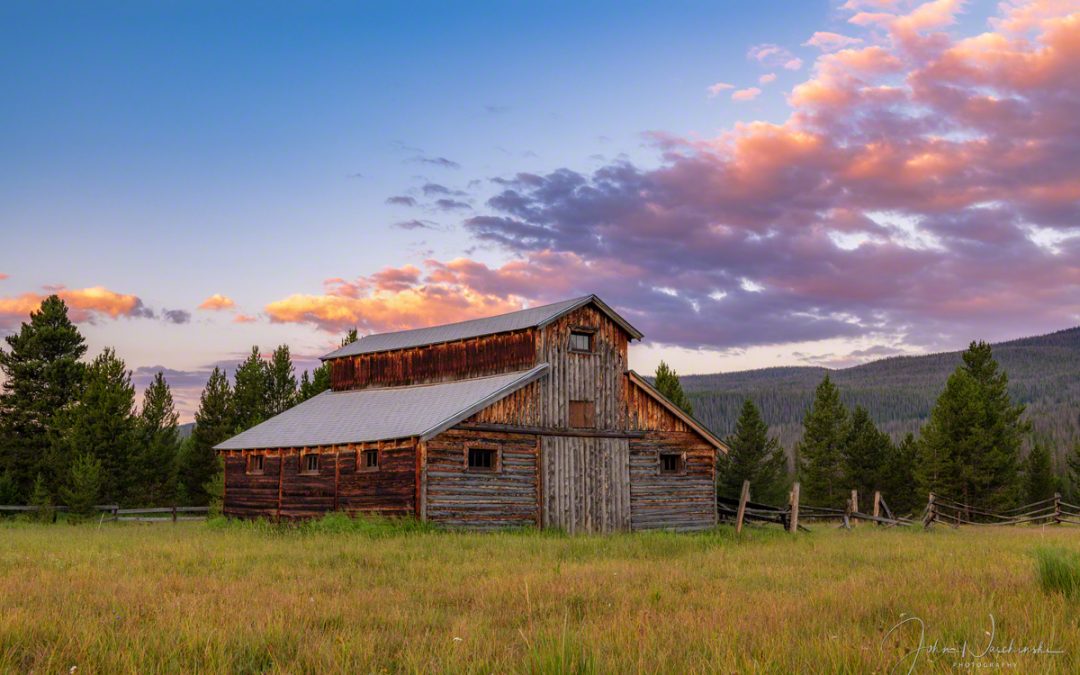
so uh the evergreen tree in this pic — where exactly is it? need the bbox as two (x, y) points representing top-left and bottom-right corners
(183, 368), (234, 505)
(0, 295), (87, 498)
(1068, 443), (1080, 502)
(62, 452), (102, 521)
(654, 361), (693, 415)
(1024, 443), (1056, 504)
(882, 433), (919, 516)
(718, 399), (788, 504)
(299, 328), (357, 402)
(29, 473), (54, 523)
(0, 471), (17, 504)
(797, 375), (849, 507)
(133, 372), (180, 505)
(232, 346), (269, 431)
(55, 348), (137, 504)
(265, 345), (298, 417)
(916, 342), (1029, 510)
(842, 406), (893, 502)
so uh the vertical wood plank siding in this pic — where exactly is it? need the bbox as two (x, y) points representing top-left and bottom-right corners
(629, 431), (718, 531)
(329, 329), (538, 390)
(625, 376), (692, 432)
(222, 442), (417, 520)
(541, 436), (631, 533)
(424, 429), (540, 529)
(537, 306), (629, 430)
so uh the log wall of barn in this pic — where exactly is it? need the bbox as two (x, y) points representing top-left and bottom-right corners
(329, 329), (538, 390)
(221, 442), (417, 520)
(629, 431), (717, 531)
(537, 305), (629, 430)
(424, 428), (540, 529)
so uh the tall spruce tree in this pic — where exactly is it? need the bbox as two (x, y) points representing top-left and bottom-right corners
(882, 433), (919, 516)
(1024, 443), (1056, 504)
(232, 346), (269, 431)
(797, 375), (849, 507)
(133, 371), (180, 505)
(1068, 443), (1080, 502)
(842, 406), (893, 502)
(718, 399), (788, 504)
(56, 348), (138, 504)
(0, 295), (87, 498)
(654, 361), (693, 415)
(265, 345), (298, 417)
(183, 368), (233, 505)
(915, 341), (1029, 510)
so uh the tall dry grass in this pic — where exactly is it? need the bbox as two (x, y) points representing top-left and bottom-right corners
(1, 517), (1077, 672)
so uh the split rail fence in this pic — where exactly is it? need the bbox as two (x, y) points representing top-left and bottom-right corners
(0, 504), (209, 523)
(720, 480), (1072, 534)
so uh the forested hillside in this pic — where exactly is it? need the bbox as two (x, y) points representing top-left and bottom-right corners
(683, 327), (1080, 459)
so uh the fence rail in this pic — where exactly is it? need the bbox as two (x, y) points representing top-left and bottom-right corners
(0, 504), (209, 523)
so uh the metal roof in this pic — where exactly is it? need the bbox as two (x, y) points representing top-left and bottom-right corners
(214, 364), (549, 450)
(321, 294), (643, 360)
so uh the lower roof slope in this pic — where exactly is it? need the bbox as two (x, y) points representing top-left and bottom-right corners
(215, 364), (549, 451)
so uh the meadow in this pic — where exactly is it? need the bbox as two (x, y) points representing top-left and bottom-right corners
(1, 517), (1078, 673)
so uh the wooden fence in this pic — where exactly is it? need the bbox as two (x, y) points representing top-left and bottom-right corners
(0, 504), (209, 523)
(718, 482), (1071, 533)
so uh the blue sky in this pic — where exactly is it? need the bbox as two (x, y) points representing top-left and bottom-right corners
(2, 0), (1077, 418)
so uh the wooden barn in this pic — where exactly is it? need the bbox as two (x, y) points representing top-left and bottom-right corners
(215, 295), (727, 532)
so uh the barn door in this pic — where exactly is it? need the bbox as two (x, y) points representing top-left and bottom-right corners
(541, 436), (630, 534)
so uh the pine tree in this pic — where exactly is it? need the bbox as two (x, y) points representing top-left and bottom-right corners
(265, 345), (297, 417)
(55, 348), (137, 504)
(842, 406), (893, 502)
(133, 372), (180, 505)
(1068, 443), (1080, 502)
(1024, 443), (1056, 504)
(62, 452), (102, 520)
(29, 473), (55, 523)
(654, 361), (693, 415)
(232, 346), (269, 431)
(916, 342), (1029, 511)
(0, 295), (87, 499)
(797, 375), (849, 507)
(718, 399), (788, 504)
(183, 368), (233, 505)
(299, 328), (357, 402)
(882, 433), (919, 516)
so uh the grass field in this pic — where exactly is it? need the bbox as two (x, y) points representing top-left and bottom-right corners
(2, 517), (1078, 673)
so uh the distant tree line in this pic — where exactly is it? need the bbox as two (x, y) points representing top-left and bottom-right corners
(0, 296), (353, 517)
(708, 341), (1072, 513)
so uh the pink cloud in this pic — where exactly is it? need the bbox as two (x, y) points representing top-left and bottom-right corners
(0, 286), (154, 329)
(803, 31), (864, 52)
(759, 73), (777, 85)
(706, 82), (735, 97)
(732, 87), (763, 101)
(198, 294), (235, 311)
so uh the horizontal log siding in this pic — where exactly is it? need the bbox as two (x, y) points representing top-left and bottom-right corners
(625, 377), (692, 432)
(425, 428), (539, 529)
(538, 305), (629, 431)
(629, 431), (717, 531)
(279, 448), (337, 519)
(223, 454), (281, 518)
(337, 440), (417, 516)
(329, 329), (537, 390)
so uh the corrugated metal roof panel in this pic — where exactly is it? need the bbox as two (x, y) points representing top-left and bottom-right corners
(321, 294), (642, 359)
(214, 364), (549, 450)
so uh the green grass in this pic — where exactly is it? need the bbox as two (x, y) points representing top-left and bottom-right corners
(1, 518), (1078, 672)
(1036, 547), (1080, 600)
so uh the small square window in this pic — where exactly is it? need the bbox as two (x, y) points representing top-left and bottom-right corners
(569, 330), (593, 352)
(301, 453), (319, 474)
(468, 447), (497, 470)
(247, 454), (264, 475)
(660, 453), (683, 474)
(569, 400), (595, 429)
(363, 449), (379, 470)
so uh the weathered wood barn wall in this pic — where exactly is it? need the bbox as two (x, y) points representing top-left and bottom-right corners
(219, 296), (726, 532)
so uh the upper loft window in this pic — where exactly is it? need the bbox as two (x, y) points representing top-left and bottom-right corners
(569, 400), (596, 429)
(246, 454), (264, 475)
(568, 329), (594, 353)
(301, 452), (319, 474)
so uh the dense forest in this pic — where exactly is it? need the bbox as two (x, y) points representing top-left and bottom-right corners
(682, 327), (1080, 465)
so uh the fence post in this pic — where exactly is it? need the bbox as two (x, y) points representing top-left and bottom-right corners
(735, 480), (750, 535)
(872, 491), (882, 525)
(842, 495), (852, 529)
(851, 489), (859, 527)
(923, 492), (936, 529)
(172, 505), (178, 523)
(788, 482), (800, 534)
(1054, 492), (1062, 525)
